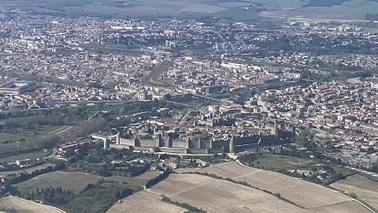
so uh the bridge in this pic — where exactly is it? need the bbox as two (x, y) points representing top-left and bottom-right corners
(190, 93), (234, 105)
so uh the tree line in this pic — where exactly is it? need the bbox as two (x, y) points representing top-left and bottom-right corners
(366, 14), (378, 21)
(8, 163), (66, 185)
(161, 196), (207, 213)
(145, 171), (170, 188)
(10, 182), (134, 213)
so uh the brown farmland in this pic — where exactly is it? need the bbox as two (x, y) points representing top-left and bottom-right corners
(0, 196), (65, 213)
(14, 171), (103, 193)
(332, 174), (378, 209)
(150, 173), (308, 213)
(177, 162), (371, 213)
(107, 190), (186, 213)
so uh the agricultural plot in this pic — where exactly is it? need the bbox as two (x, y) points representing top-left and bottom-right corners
(134, 171), (160, 180)
(15, 171), (102, 193)
(259, 0), (378, 21)
(107, 191), (186, 213)
(149, 173), (306, 213)
(332, 174), (378, 209)
(0, 196), (65, 213)
(179, 162), (370, 212)
(0, 0), (226, 18)
(252, 0), (308, 9)
(0, 163), (56, 178)
(15, 171), (152, 193)
(212, 9), (259, 22)
(260, 9), (365, 21)
(105, 175), (149, 189)
(309, 200), (371, 213)
(178, 161), (256, 177)
(316, 3), (378, 14)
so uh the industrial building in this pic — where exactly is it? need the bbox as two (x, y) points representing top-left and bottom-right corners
(0, 81), (37, 95)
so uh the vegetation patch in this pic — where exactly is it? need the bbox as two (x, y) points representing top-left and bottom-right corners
(161, 195), (207, 213)
(62, 182), (133, 213)
(145, 171), (171, 188)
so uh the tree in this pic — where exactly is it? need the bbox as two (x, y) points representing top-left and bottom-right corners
(349, 193), (357, 199)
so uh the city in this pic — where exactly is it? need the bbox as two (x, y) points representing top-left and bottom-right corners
(0, 0), (378, 213)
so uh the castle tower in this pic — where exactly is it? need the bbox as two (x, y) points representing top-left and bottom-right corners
(85, 51), (89, 61)
(116, 131), (121, 144)
(209, 138), (214, 148)
(133, 137), (139, 147)
(104, 137), (110, 149)
(186, 138), (191, 149)
(154, 133), (162, 147)
(167, 136), (173, 148)
(229, 136), (235, 153)
(271, 125), (279, 138)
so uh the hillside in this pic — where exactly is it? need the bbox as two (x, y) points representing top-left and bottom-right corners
(1, 0), (377, 22)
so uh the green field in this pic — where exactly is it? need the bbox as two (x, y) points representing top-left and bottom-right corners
(0, 150), (51, 163)
(317, 2), (378, 14)
(0, 125), (66, 143)
(293, 0), (378, 16)
(257, 0), (378, 21)
(254, 154), (319, 170)
(15, 171), (151, 194)
(244, 0), (308, 8)
(212, 9), (260, 22)
(0, 132), (32, 144)
(248, 154), (354, 177)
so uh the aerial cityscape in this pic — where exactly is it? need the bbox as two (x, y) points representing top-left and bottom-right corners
(0, 0), (378, 212)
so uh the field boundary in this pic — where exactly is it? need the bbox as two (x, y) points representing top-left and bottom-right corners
(184, 171), (303, 208)
(330, 180), (378, 213)
(161, 195), (207, 213)
(236, 160), (376, 213)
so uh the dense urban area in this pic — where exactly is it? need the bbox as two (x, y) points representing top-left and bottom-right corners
(1, 0), (378, 213)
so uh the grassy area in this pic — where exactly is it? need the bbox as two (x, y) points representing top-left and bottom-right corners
(292, 0), (378, 19)
(250, 154), (354, 176)
(212, 9), (260, 22)
(0, 125), (65, 143)
(0, 150), (51, 163)
(319, 1), (378, 14)
(364, 27), (378, 33)
(259, 0), (377, 21)
(61, 181), (132, 213)
(255, 154), (319, 170)
(332, 165), (356, 177)
(244, 0), (308, 8)
(0, 132), (33, 144)
(21, 125), (66, 137)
